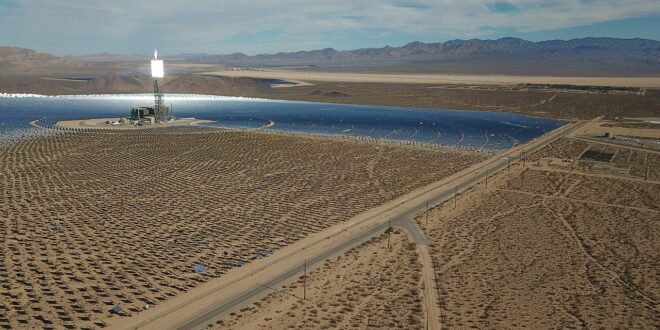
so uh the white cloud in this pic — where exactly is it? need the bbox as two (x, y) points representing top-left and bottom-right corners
(1, 0), (659, 54)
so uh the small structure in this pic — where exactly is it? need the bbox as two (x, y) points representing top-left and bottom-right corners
(193, 264), (205, 273)
(110, 305), (122, 314)
(130, 107), (157, 125)
(130, 107), (155, 121)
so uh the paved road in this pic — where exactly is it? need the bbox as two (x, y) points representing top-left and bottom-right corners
(176, 218), (395, 329)
(577, 136), (660, 154)
(126, 120), (587, 330)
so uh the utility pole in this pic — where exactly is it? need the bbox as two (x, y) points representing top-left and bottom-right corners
(454, 185), (457, 208)
(425, 200), (429, 227)
(485, 169), (489, 189)
(507, 157), (511, 173)
(303, 259), (307, 301)
(387, 219), (391, 249)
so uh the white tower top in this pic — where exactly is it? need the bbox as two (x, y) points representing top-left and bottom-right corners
(151, 49), (164, 78)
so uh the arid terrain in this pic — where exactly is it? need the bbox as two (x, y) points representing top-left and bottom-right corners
(416, 135), (659, 328)
(217, 230), (426, 329)
(3, 72), (658, 121)
(255, 81), (660, 120)
(207, 69), (660, 88)
(4, 37), (660, 76)
(0, 127), (486, 329)
(3, 5), (660, 329)
(0, 94), (658, 329)
(2, 43), (660, 122)
(115, 119), (659, 329)
(1, 42), (659, 330)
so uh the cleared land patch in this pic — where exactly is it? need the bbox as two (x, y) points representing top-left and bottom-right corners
(417, 137), (659, 328)
(528, 137), (660, 180)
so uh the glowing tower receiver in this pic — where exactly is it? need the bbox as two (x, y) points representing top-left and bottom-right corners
(151, 49), (164, 78)
(150, 49), (167, 122)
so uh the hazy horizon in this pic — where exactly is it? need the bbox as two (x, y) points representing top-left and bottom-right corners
(1, 0), (659, 56)
(4, 35), (660, 59)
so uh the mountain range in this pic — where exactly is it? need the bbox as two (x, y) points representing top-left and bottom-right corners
(1, 37), (660, 76)
(186, 37), (660, 67)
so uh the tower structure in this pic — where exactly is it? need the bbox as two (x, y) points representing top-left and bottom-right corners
(151, 49), (168, 123)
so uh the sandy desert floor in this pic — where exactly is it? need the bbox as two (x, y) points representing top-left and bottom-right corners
(0, 127), (486, 329)
(216, 230), (426, 329)
(206, 70), (660, 88)
(253, 82), (660, 120)
(417, 136), (659, 328)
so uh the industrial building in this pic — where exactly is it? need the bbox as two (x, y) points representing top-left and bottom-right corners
(130, 106), (156, 123)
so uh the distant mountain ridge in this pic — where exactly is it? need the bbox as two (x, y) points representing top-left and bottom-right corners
(0, 47), (59, 61)
(189, 37), (660, 66)
(2, 37), (660, 76)
(0, 47), (105, 74)
(0, 47), (63, 73)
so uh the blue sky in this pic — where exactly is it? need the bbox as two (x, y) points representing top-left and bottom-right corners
(0, 0), (659, 56)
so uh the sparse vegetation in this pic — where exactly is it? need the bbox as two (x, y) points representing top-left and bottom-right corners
(419, 136), (659, 328)
(261, 82), (660, 120)
(217, 231), (426, 329)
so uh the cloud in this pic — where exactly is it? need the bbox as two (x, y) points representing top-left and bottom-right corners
(1, 0), (659, 54)
(490, 1), (518, 12)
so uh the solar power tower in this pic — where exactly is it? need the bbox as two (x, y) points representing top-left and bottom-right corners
(151, 49), (168, 123)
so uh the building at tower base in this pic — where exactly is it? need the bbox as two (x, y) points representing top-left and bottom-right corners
(129, 49), (172, 125)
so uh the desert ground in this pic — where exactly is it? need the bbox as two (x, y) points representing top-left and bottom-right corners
(114, 118), (659, 329)
(1, 57), (659, 329)
(206, 69), (660, 88)
(252, 81), (660, 120)
(216, 230), (426, 329)
(416, 134), (659, 328)
(0, 126), (487, 329)
(204, 69), (660, 88)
